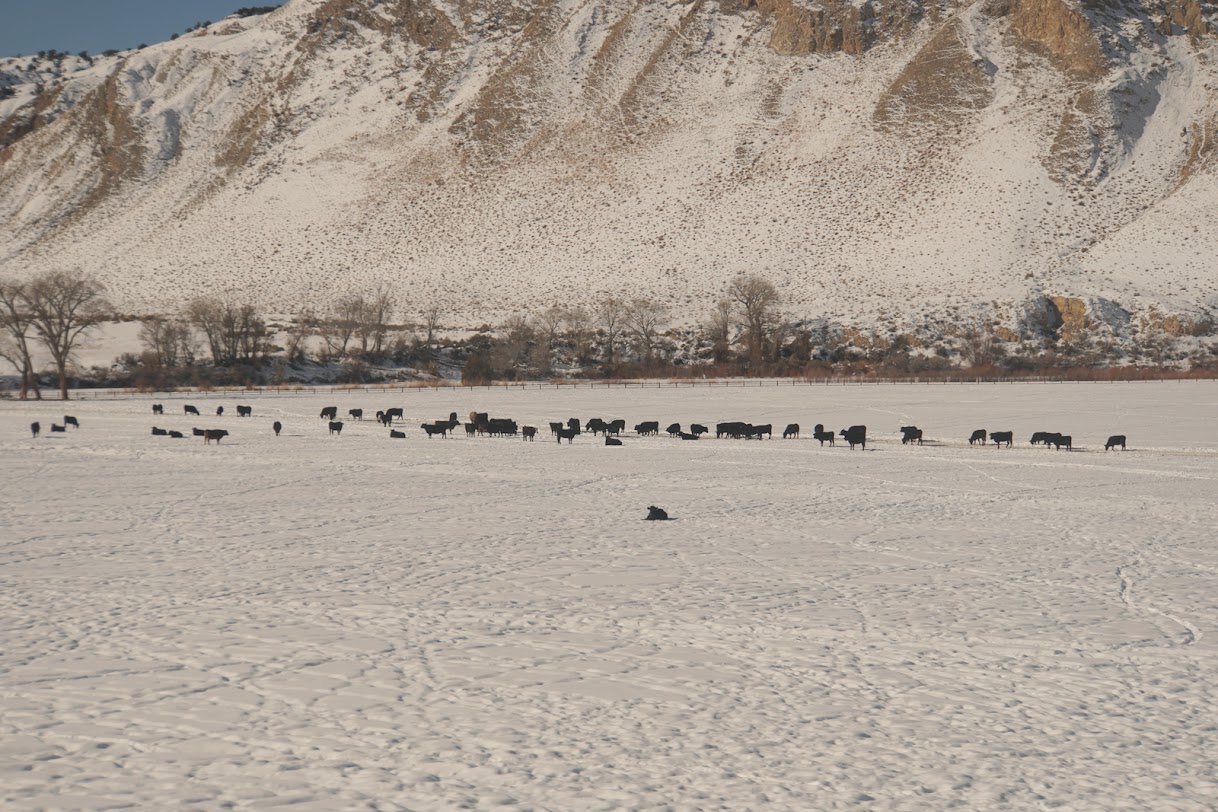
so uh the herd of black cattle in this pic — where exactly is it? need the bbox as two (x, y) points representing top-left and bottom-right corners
(27, 403), (1129, 452)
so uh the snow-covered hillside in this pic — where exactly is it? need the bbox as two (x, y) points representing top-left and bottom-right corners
(1, 0), (1217, 338)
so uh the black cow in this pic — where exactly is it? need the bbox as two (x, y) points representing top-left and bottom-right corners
(549, 421), (564, 437)
(347, 408), (363, 420)
(273, 421), (282, 436)
(50, 424), (66, 433)
(484, 418), (518, 436)
(678, 431), (699, 441)
(666, 423), (682, 437)
(328, 421), (344, 436)
(1030, 432), (1052, 446)
(716, 421), (747, 439)
(566, 417), (581, 435)
(607, 419), (626, 436)
(152, 427), (168, 436)
(168, 431), (184, 439)
(969, 429), (987, 446)
(645, 505), (670, 521)
(900, 426), (923, 446)
(557, 426), (578, 444)
(466, 422), (478, 436)
(813, 423), (835, 446)
(31, 421), (40, 438)
(377, 411), (390, 426)
(840, 425), (866, 450)
(690, 423), (708, 436)
(1105, 434), (1127, 451)
(783, 423), (800, 439)
(635, 421), (660, 436)
(192, 427), (205, 437)
(185, 405), (200, 416)
(522, 426), (537, 441)
(421, 423), (449, 438)
(747, 424), (772, 440)
(390, 429), (406, 439)
(237, 405), (253, 418)
(320, 406), (338, 420)
(1052, 434), (1072, 451)
(385, 408), (404, 422)
(152, 404), (164, 415)
(64, 415), (79, 429)
(605, 436), (623, 446)
(203, 429), (228, 444)
(216, 406), (225, 417)
(989, 431), (1013, 448)
(586, 418), (609, 435)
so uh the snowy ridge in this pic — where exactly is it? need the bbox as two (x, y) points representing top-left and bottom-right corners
(1, 0), (1217, 337)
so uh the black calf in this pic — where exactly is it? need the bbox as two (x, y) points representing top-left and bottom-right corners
(989, 431), (1013, 448)
(31, 421), (40, 438)
(605, 436), (623, 446)
(900, 426), (922, 445)
(390, 430), (406, 439)
(813, 423), (834, 446)
(216, 406), (224, 416)
(152, 404), (163, 415)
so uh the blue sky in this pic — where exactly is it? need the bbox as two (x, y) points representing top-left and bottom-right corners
(0, 2), (273, 58)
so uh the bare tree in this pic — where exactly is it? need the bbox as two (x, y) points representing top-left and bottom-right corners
(0, 278), (42, 399)
(284, 308), (318, 363)
(596, 297), (626, 367)
(563, 307), (595, 364)
(625, 298), (668, 363)
(138, 316), (195, 368)
(727, 275), (781, 365)
(26, 270), (110, 399)
(185, 296), (266, 366)
(535, 306), (566, 352)
(421, 301), (443, 348)
(357, 285), (396, 356)
(959, 321), (996, 367)
(705, 298), (734, 363)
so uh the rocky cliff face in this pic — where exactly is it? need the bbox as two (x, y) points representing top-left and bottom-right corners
(1, 0), (1217, 338)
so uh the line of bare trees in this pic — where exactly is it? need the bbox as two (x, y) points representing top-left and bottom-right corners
(0, 271), (111, 400)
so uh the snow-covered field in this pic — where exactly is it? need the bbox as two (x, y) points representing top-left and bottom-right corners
(3, 381), (1217, 810)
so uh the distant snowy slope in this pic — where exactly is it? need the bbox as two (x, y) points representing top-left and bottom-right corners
(1, 0), (1217, 334)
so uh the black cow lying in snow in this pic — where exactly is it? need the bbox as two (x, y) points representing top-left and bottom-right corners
(812, 423), (834, 446)
(840, 425), (866, 449)
(1105, 434), (1127, 451)
(152, 427), (168, 436)
(783, 423), (799, 439)
(969, 429), (986, 445)
(645, 505), (670, 521)
(900, 426), (923, 445)
(390, 430), (406, 439)
(50, 423), (66, 433)
(605, 436), (623, 446)
(192, 427), (206, 437)
(169, 430), (184, 439)
(989, 431), (1013, 447)
(678, 431), (699, 440)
